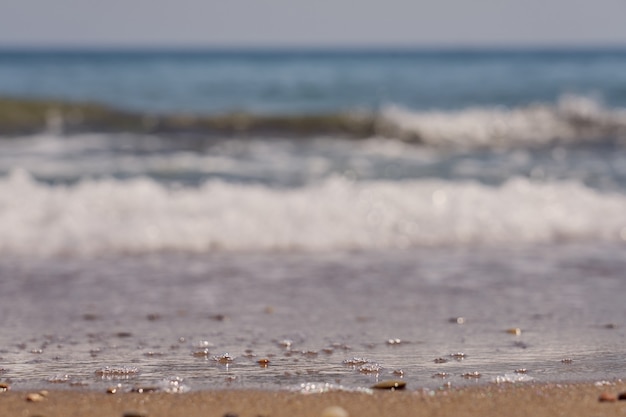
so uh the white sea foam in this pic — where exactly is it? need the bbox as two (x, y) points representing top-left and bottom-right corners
(1, 169), (625, 256)
(379, 95), (626, 148)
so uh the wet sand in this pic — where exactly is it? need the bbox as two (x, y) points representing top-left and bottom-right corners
(2, 382), (626, 417)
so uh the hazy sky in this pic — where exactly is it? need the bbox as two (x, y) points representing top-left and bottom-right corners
(2, 0), (626, 48)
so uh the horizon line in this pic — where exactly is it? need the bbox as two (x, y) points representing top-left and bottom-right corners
(1, 42), (626, 53)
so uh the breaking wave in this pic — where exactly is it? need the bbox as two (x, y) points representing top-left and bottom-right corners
(1, 169), (625, 256)
(378, 95), (626, 148)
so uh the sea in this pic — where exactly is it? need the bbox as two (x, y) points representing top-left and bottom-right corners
(0, 49), (625, 393)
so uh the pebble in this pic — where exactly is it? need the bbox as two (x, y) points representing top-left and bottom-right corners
(320, 405), (349, 417)
(213, 353), (234, 364)
(26, 392), (45, 402)
(123, 412), (148, 417)
(107, 386), (119, 394)
(619, 392), (626, 400)
(257, 358), (271, 366)
(131, 386), (159, 393)
(599, 392), (617, 402)
(278, 339), (293, 348)
(461, 372), (482, 379)
(450, 352), (467, 360)
(372, 380), (406, 390)
(434, 357), (448, 364)
(506, 328), (522, 335)
(449, 317), (466, 324)
(561, 358), (573, 364)
(192, 348), (211, 357)
(0, 382), (10, 392)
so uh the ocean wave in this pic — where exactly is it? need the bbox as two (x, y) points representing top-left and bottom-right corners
(378, 95), (626, 148)
(1, 169), (625, 256)
(2, 95), (626, 149)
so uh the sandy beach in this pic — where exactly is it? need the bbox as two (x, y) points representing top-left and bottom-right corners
(2, 382), (626, 417)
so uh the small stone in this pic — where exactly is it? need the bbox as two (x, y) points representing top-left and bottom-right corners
(278, 339), (293, 349)
(82, 313), (99, 321)
(372, 380), (406, 390)
(38, 390), (49, 397)
(561, 358), (573, 364)
(618, 392), (626, 400)
(599, 392), (617, 402)
(146, 313), (161, 321)
(257, 358), (270, 366)
(26, 392), (45, 402)
(320, 405), (349, 417)
(450, 352), (467, 360)
(461, 372), (482, 379)
(107, 386), (119, 394)
(0, 382), (10, 392)
(434, 357), (448, 364)
(213, 353), (234, 364)
(449, 317), (465, 324)
(123, 412), (147, 417)
(131, 386), (159, 393)
(506, 328), (522, 335)
(514, 368), (528, 374)
(192, 348), (211, 357)
(432, 372), (450, 378)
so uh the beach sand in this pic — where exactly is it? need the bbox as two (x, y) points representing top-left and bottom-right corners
(2, 382), (626, 417)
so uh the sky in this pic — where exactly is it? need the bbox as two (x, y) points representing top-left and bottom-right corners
(1, 0), (626, 49)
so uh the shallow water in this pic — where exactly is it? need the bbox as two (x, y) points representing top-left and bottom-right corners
(1, 49), (626, 393)
(1, 244), (624, 392)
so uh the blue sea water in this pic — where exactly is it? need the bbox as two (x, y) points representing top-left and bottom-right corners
(0, 49), (625, 392)
(1, 49), (626, 114)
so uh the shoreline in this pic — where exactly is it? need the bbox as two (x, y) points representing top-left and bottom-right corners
(1, 381), (626, 417)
